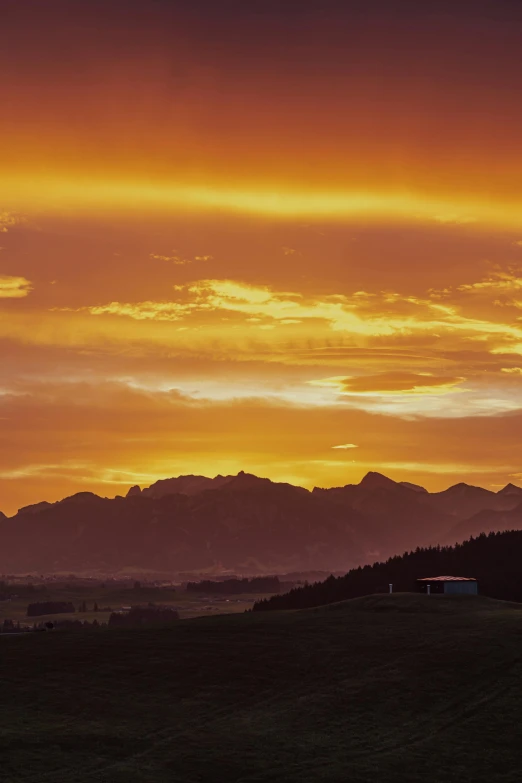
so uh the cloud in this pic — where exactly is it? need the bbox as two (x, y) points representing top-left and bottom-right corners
(0, 275), (33, 298)
(187, 279), (522, 346)
(512, 241), (522, 247)
(84, 301), (194, 321)
(311, 372), (465, 396)
(457, 271), (522, 294)
(150, 252), (213, 265)
(0, 212), (25, 233)
(331, 443), (358, 449)
(150, 252), (191, 265)
(187, 279), (400, 336)
(432, 214), (477, 225)
(501, 367), (522, 375)
(41, 273), (522, 377)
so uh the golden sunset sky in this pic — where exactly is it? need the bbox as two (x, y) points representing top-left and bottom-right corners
(2, 0), (522, 514)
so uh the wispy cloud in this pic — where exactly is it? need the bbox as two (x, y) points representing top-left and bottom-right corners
(432, 214), (477, 225)
(0, 212), (25, 233)
(150, 252), (191, 265)
(313, 372), (466, 396)
(150, 252), (213, 265)
(51, 275), (522, 351)
(332, 443), (358, 449)
(457, 271), (522, 294)
(0, 275), (33, 298)
(85, 301), (194, 321)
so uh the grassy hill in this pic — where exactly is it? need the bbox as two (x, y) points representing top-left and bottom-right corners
(2, 593), (522, 782)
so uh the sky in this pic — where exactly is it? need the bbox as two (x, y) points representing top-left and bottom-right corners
(2, 0), (522, 514)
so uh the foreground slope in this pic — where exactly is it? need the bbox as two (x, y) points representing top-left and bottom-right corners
(2, 594), (522, 782)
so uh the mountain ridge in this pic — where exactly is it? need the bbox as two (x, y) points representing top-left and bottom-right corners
(1, 470), (522, 575)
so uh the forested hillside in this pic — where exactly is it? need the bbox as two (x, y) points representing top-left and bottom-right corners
(253, 530), (522, 611)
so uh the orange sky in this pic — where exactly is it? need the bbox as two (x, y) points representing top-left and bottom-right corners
(2, 1), (522, 514)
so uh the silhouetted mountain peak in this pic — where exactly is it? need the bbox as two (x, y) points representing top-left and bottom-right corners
(142, 474), (234, 498)
(442, 482), (492, 496)
(359, 472), (398, 490)
(6, 469), (522, 576)
(58, 492), (104, 505)
(225, 471), (272, 489)
(127, 485), (142, 497)
(497, 483), (522, 496)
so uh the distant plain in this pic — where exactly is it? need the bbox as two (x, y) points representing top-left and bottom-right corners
(0, 584), (265, 626)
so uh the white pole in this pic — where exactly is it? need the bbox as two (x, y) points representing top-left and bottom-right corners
(427, 584), (431, 595)
(389, 584), (393, 594)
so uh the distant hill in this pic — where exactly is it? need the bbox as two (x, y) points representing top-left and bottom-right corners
(253, 530), (522, 611)
(446, 503), (522, 543)
(2, 471), (522, 575)
(421, 482), (512, 520)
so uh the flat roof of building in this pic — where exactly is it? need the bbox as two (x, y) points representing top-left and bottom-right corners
(417, 576), (477, 582)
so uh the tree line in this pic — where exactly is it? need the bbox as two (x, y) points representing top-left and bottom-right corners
(252, 531), (522, 612)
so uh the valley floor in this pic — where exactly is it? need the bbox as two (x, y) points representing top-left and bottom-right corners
(2, 593), (522, 782)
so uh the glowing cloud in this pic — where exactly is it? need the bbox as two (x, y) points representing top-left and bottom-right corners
(0, 212), (25, 233)
(310, 373), (466, 397)
(4, 176), (522, 228)
(0, 275), (32, 298)
(85, 301), (193, 321)
(150, 252), (191, 265)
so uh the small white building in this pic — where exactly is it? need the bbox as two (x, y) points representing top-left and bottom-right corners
(417, 576), (478, 595)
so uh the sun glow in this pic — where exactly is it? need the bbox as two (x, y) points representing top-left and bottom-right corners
(2, 174), (522, 228)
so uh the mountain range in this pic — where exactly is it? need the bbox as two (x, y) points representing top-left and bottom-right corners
(1, 471), (522, 575)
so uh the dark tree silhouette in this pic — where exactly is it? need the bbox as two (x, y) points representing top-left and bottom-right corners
(253, 531), (522, 612)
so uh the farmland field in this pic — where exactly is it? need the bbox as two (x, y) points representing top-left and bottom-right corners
(0, 583), (266, 627)
(2, 593), (522, 782)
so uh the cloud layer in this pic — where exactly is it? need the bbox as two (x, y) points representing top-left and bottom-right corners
(2, 2), (522, 512)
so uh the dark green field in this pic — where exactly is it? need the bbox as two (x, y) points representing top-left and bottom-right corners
(2, 593), (522, 782)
